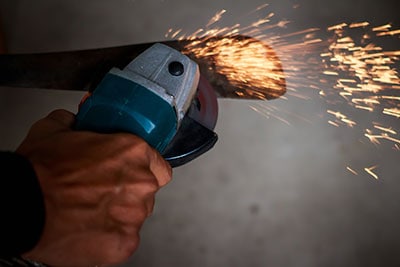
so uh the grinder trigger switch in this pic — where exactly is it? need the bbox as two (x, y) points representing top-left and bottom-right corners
(75, 43), (218, 167)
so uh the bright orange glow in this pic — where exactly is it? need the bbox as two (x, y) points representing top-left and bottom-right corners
(184, 37), (286, 99)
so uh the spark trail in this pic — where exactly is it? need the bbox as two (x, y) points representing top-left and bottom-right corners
(321, 22), (400, 179)
(166, 5), (399, 179)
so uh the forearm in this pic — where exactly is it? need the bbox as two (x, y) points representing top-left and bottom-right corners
(0, 152), (45, 258)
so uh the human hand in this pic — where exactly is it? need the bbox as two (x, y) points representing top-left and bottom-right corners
(16, 109), (172, 267)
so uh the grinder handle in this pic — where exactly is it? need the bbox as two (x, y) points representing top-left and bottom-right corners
(75, 72), (178, 153)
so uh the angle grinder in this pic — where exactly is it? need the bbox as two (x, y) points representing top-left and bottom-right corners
(75, 43), (218, 167)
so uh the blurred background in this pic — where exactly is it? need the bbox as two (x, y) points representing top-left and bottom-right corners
(1, 0), (400, 266)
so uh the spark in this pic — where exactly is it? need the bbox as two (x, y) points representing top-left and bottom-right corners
(327, 110), (356, 127)
(171, 29), (182, 39)
(364, 165), (379, 180)
(373, 125), (397, 135)
(338, 79), (357, 83)
(349, 22), (370, 28)
(364, 130), (381, 145)
(206, 10), (227, 27)
(354, 105), (374, 111)
(380, 96), (400, 101)
(351, 98), (380, 105)
(383, 108), (400, 118)
(321, 52), (332, 57)
(304, 38), (322, 45)
(328, 120), (340, 127)
(165, 28), (173, 38)
(323, 71), (339, 76)
(256, 3), (269, 11)
(372, 24), (391, 32)
(328, 23), (348, 31)
(364, 130), (400, 145)
(376, 29), (400, 37)
(346, 166), (359, 175)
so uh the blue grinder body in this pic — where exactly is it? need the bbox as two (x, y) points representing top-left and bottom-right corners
(75, 71), (177, 152)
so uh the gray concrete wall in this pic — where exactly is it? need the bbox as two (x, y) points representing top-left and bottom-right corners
(1, 1), (400, 266)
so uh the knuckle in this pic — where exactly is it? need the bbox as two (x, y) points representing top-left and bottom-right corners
(118, 133), (146, 148)
(125, 171), (159, 194)
(142, 178), (159, 193)
(135, 202), (151, 221)
(108, 135), (131, 152)
(116, 134), (153, 159)
(101, 234), (140, 265)
(107, 191), (154, 224)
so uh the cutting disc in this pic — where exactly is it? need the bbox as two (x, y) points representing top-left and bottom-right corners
(162, 75), (218, 167)
(188, 75), (218, 130)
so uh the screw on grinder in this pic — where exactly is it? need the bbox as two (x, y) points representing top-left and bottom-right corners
(75, 43), (218, 167)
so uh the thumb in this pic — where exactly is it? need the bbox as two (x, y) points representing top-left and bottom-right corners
(16, 109), (76, 154)
(46, 109), (76, 129)
(29, 109), (75, 139)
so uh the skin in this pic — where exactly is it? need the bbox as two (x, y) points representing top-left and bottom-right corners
(16, 109), (172, 267)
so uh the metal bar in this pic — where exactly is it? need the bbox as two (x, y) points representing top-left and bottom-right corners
(0, 36), (286, 100)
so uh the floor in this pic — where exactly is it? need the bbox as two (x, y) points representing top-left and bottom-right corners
(0, 0), (400, 266)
